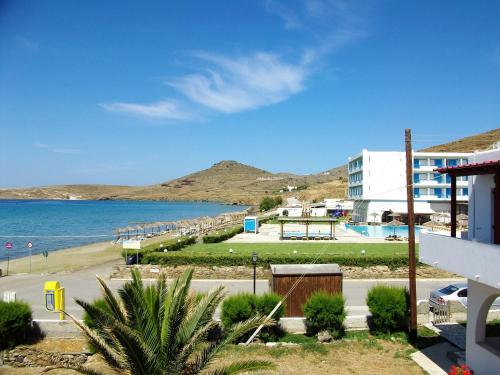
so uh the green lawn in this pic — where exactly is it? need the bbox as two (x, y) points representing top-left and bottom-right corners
(141, 242), (417, 268)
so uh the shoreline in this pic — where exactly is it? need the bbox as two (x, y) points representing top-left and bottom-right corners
(0, 228), (184, 275)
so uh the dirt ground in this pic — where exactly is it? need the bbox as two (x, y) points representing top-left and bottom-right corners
(0, 337), (426, 375)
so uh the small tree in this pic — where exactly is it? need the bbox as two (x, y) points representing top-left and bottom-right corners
(259, 196), (282, 212)
(61, 269), (274, 375)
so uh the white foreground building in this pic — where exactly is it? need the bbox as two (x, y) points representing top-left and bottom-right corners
(420, 147), (500, 374)
(347, 150), (470, 223)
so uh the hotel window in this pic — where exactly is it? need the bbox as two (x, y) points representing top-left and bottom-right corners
(446, 188), (451, 198)
(445, 174), (451, 184)
(434, 188), (443, 198)
(447, 159), (458, 167)
(461, 188), (469, 196)
(413, 173), (420, 183)
(419, 173), (428, 181)
(414, 188), (420, 198)
(430, 159), (443, 167)
(461, 176), (468, 182)
(414, 158), (427, 168)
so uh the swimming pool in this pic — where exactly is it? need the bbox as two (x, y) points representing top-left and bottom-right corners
(345, 224), (427, 238)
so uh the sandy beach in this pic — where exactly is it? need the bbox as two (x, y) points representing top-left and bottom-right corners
(0, 231), (181, 275)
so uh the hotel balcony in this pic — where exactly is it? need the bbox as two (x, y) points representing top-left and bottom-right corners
(420, 233), (500, 289)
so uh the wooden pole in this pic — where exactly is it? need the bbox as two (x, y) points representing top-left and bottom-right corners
(495, 171), (500, 245)
(405, 129), (417, 339)
(450, 175), (457, 238)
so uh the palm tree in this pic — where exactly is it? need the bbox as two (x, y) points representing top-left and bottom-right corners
(63, 268), (274, 375)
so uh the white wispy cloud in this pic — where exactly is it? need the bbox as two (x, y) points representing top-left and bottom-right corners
(99, 100), (193, 121)
(36, 143), (82, 155)
(51, 148), (82, 155)
(264, 0), (301, 29)
(166, 52), (308, 113)
(100, 0), (368, 121)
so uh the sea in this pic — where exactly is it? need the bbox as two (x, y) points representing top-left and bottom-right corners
(0, 200), (246, 260)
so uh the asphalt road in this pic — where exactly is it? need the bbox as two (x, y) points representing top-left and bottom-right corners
(0, 264), (463, 320)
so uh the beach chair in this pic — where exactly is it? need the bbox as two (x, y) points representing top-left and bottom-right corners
(291, 236), (297, 240)
(302, 236), (308, 241)
(314, 236), (321, 241)
(322, 236), (330, 240)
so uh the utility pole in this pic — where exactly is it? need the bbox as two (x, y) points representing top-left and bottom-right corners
(405, 128), (417, 339)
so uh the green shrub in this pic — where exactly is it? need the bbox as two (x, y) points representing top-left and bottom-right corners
(303, 292), (346, 338)
(221, 293), (285, 342)
(221, 293), (257, 342)
(259, 196), (282, 212)
(121, 236), (197, 261)
(202, 226), (244, 244)
(366, 285), (409, 334)
(256, 293), (285, 342)
(0, 301), (32, 349)
(142, 252), (410, 269)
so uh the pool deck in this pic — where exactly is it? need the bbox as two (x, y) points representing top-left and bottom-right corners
(227, 223), (397, 243)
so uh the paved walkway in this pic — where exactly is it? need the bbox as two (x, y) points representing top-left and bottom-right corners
(411, 342), (457, 375)
(425, 322), (466, 350)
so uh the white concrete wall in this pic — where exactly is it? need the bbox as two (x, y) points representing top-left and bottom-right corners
(420, 233), (500, 290)
(468, 148), (500, 244)
(362, 151), (407, 200)
(310, 207), (327, 217)
(466, 280), (500, 375)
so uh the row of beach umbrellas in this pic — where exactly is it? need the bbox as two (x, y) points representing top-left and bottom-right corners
(113, 211), (247, 239)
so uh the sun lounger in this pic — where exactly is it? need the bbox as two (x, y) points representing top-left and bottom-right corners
(322, 236), (331, 240)
(314, 236), (321, 240)
(291, 236), (297, 240)
(302, 236), (308, 241)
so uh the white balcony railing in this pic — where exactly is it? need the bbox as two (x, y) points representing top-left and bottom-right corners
(420, 233), (500, 289)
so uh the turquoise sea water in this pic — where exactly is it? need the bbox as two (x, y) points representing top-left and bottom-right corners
(345, 224), (426, 238)
(0, 200), (246, 260)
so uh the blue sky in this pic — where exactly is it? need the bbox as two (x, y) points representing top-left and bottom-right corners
(1, 0), (499, 187)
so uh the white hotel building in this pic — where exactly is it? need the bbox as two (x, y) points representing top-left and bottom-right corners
(347, 150), (471, 223)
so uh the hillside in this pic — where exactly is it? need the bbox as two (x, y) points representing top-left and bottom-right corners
(1, 128), (497, 204)
(0, 160), (347, 205)
(419, 128), (500, 152)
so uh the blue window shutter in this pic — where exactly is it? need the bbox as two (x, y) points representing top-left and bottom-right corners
(413, 173), (420, 183)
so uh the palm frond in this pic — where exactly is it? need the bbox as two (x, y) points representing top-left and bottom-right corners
(95, 274), (126, 323)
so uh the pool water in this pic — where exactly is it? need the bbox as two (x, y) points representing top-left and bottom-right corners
(345, 224), (426, 238)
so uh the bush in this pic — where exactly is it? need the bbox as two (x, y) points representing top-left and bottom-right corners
(221, 293), (285, 342)
(0, 301), (33, 349)
(303, 292), (346, 338)
(202, 226), (243, 244)
(259, 196), (282, 212)
(121, 236), (197, 261)
(255, 293), (285, 342)
(221, 293), (257, 342)
(366, 285), (409, 334)
(142, 252), (410, 269)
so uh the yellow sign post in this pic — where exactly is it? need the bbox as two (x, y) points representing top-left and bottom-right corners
(43, 281), (65, 320)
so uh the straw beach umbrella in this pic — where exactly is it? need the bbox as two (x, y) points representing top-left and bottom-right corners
(384, 219), (404, 236)
(423, 219), (441, 231)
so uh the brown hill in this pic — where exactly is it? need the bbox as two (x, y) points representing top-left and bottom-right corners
(1, 128), (496, 204)
(0, 160), (347, 205)
(419, 128), (500, 152)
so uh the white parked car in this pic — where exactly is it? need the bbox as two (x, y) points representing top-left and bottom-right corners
(429, 283), (500, 311)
